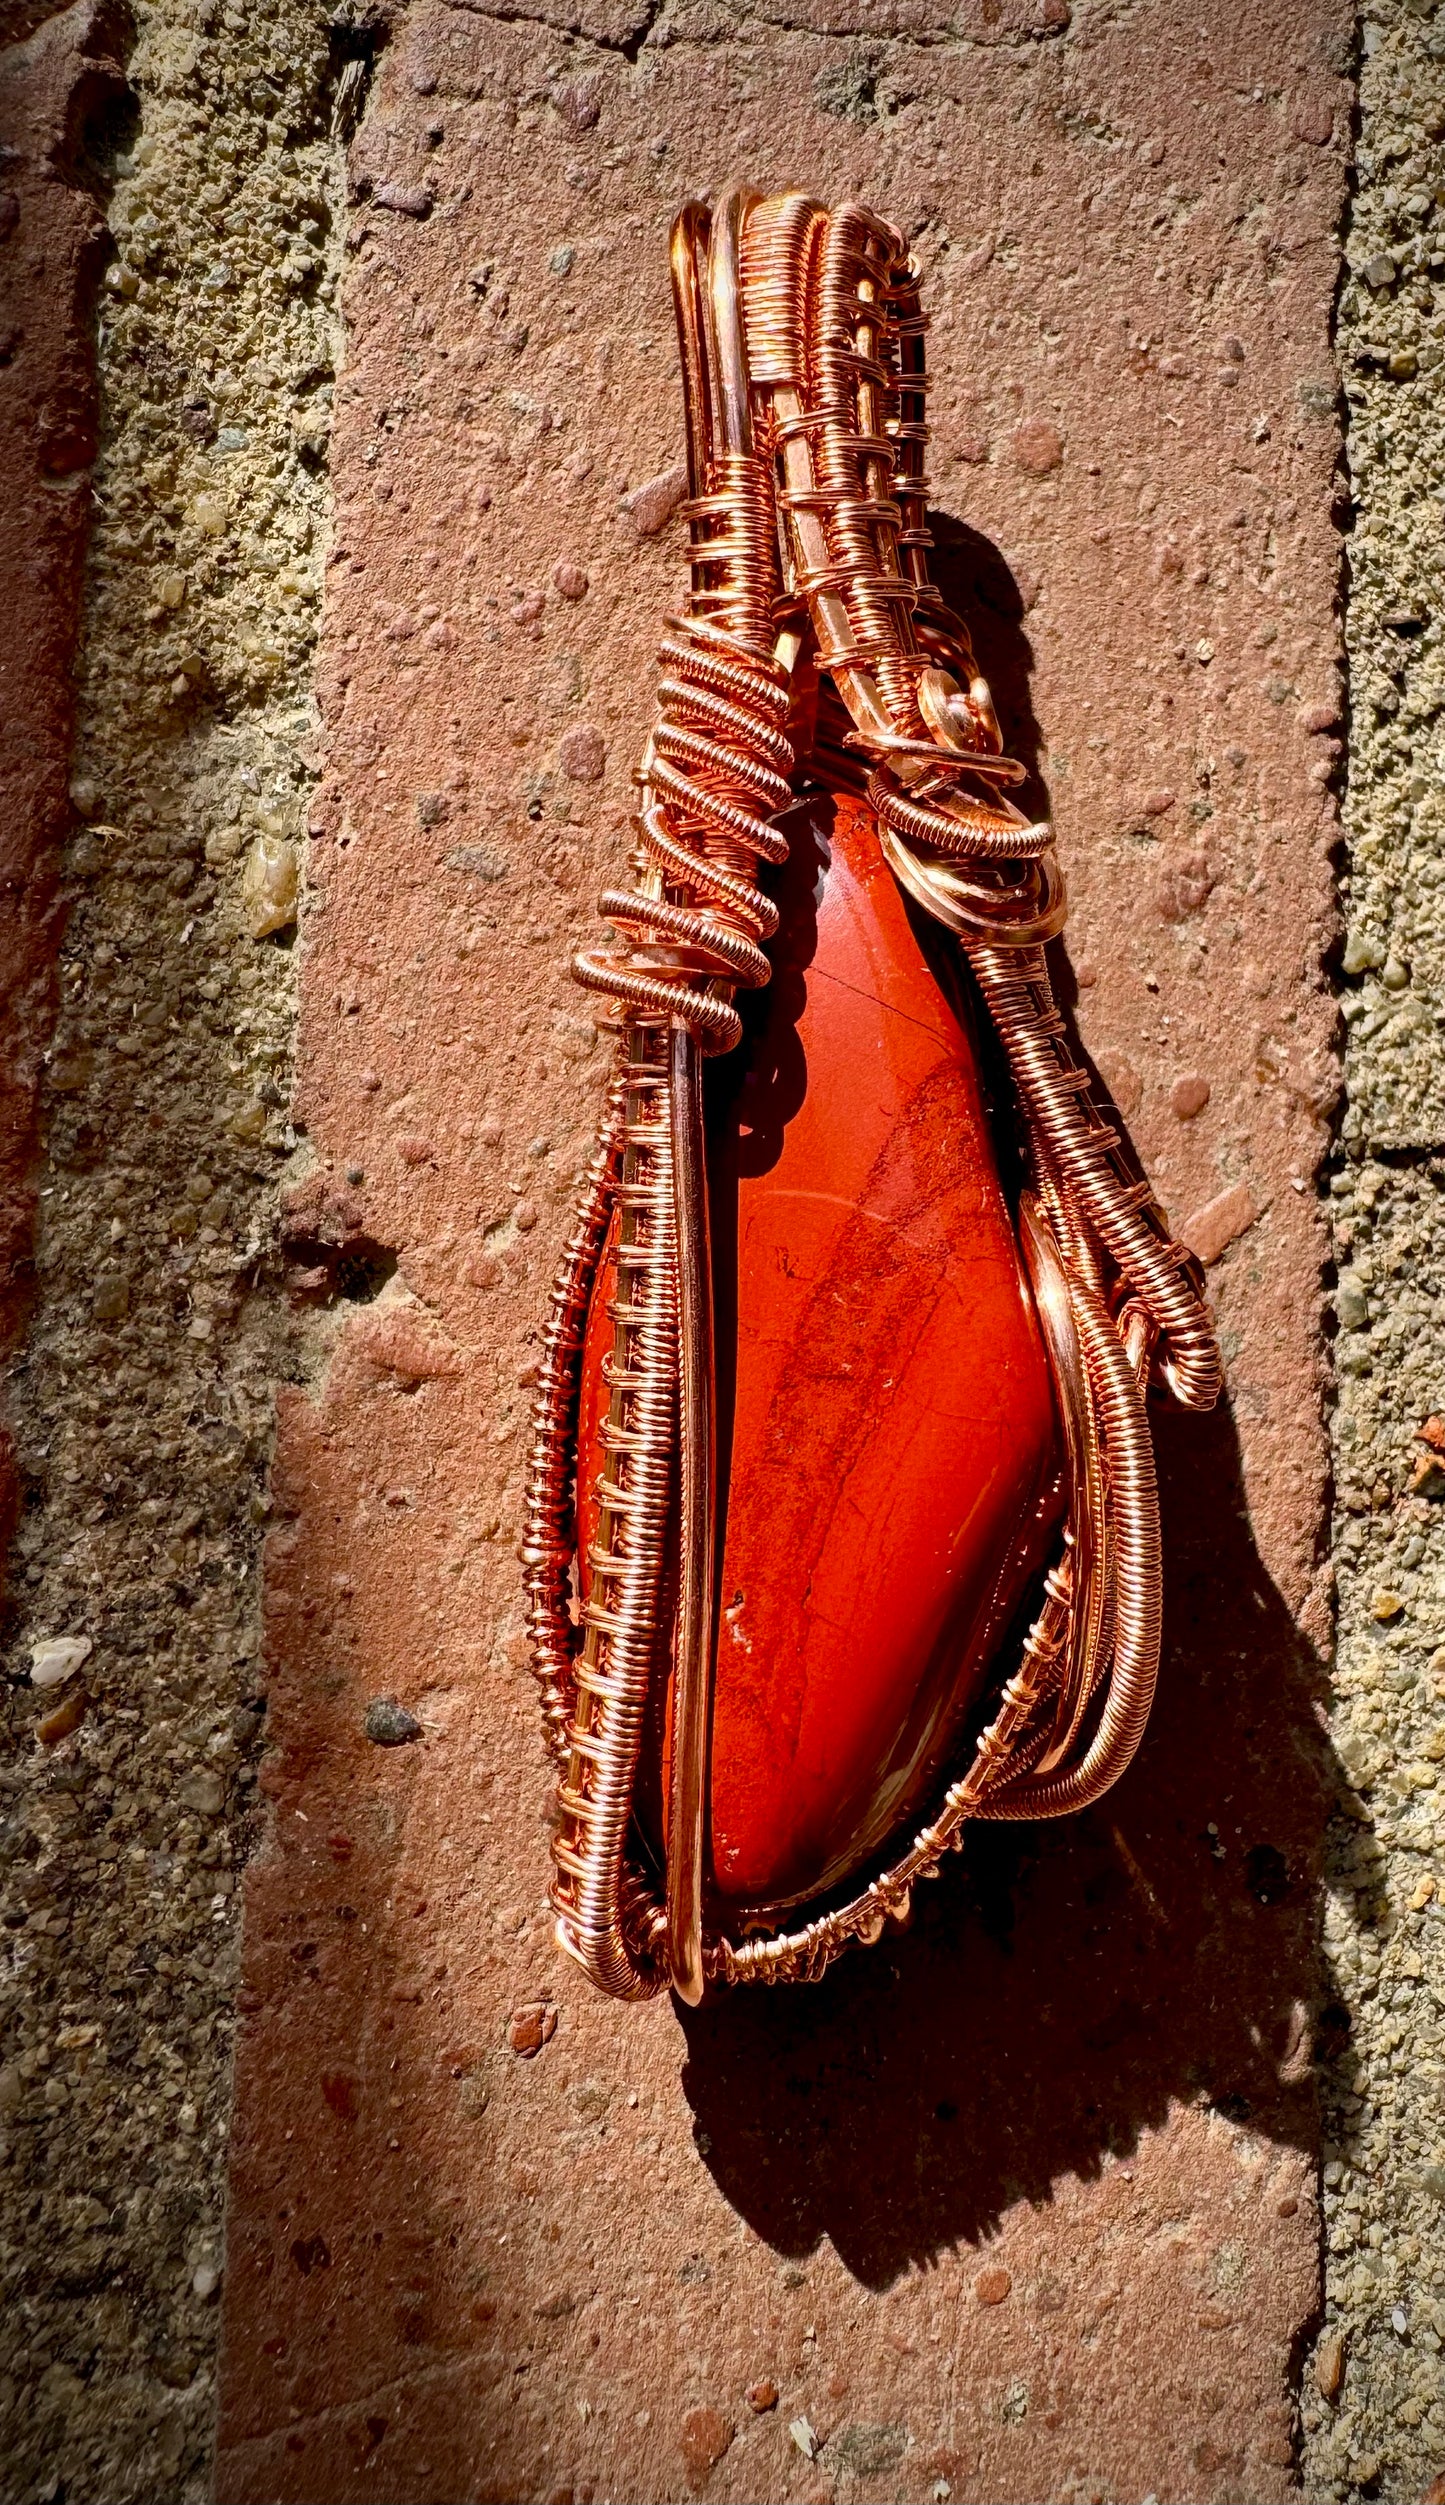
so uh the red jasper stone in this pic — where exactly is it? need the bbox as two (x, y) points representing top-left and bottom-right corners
(578, 790), (1061, 1918)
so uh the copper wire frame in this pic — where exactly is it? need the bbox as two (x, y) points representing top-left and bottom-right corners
(521, 188), (1222, 2004)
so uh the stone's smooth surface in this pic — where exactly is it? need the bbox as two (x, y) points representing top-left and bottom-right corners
(623, 461), (689, 537)
(710, 798), (1059, 1906)
(238, 830), (300, 937)
(219, 5), (1347, 2498)
(580, 795), (1059, 1912)
(28, 1632), (92, 1687)
(1171, 1073), (1212, 1120)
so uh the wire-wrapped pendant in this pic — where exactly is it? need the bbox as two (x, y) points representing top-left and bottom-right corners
(522, 187), (1222, 2003)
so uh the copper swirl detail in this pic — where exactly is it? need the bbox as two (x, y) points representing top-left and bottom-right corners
(521, 186), (1222, 2002)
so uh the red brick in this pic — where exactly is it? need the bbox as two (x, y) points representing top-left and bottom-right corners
(1183, 1183), (1261, 1268)
(218, 5), (1348, 2498)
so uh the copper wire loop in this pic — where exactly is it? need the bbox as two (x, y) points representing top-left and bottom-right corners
(523, 187), (1223, 2000)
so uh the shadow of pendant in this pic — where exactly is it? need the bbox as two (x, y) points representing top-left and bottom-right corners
(577, 790), (1062, 1922)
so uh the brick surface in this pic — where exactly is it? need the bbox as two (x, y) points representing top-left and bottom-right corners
(217, 6), (1350, 2498)
(0, 0), (125, 1576)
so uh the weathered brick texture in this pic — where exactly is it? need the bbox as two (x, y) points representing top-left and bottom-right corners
(0, 0), (125, 1570)
(218, 6), (1349, 2497)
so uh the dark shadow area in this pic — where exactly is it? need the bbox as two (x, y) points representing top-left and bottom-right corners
(680, 1395), (1332, 2284)
(677, 520), (1340, 2289)
(281, 1230), (399, 1307)
(929, 510), (1052, 829)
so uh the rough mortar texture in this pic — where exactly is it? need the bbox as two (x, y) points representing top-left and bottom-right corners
(0, 0), (341, 2496)
(1305, 4), (1445, 2501)
(0, 0), (126, 1650)
(213, 5), (1345, 2502)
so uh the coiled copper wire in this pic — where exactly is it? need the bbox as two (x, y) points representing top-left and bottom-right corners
(521, 1070), (627, 1769)
(549, 1033), (675, 1999)
(739, 189), (823, 384)
(886, 265), (936, 599)
(788, 199), (1218, 1411)
(868, 768), (1053, 863)
(812, 211), (921, 703)
(525, 185), (1223, 2002)
(572, 618), (793, 1059)
(970, 942), (1221, 1411)
(977, 1271), (1161, 1819)
(538, 198), (805, 2001)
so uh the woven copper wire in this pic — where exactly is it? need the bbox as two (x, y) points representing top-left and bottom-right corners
(524, 186), (1223, 2001)
(521, 1067), (628, 1770)
(548, 1032), (675, 1999)
(531, 201), (804, 2000)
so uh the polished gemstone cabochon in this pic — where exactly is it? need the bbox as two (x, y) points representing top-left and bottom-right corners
(580, 791), (1061, 1913)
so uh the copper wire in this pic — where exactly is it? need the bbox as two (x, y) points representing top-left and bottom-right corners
(532, 203), (802, 2000)
(549, 1031), (675, 1999)
(523, 186), (1223, 2001)
(970, 942), (1221, 1412)
(521, 1070), (627, 1769)
(572, 616), (793, 1061)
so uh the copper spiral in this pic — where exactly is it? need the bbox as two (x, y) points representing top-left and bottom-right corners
(524, 185), (1224, 2002)
(977, 1263), (1161, 1820)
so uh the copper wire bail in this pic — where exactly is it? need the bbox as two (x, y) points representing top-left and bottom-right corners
(522, 188), (1223, 2002)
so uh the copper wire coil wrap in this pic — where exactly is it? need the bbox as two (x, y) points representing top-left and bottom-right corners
(979, 1271), (1161, 1820)
(868, 767), (1052, 863)
(572, 616), (794, 1062)
(522, 184), (1223, 2000)
(968, 943), (1222, 1414)
(548, 1033), (676, 2000)
(520, 1072), (628, 1771)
